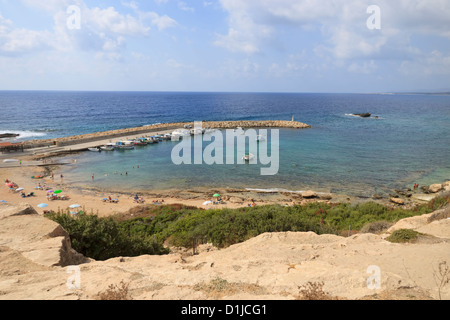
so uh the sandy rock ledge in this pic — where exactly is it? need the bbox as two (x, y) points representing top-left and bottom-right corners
(0, 203), (449, 300)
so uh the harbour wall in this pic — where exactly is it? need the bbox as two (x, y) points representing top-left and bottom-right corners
(22, 120), (311, 149)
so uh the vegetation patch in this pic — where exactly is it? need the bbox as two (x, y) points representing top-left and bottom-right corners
(46, 197), (450, 260)
(386, 229), (421, 243)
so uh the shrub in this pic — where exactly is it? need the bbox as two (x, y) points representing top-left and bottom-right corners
(386, 229), (421, 243)
(46, 212), (168, 260)
(97, 281), (130, 300)
(296, 282), (337, 300)
(360, 221), (393, 234)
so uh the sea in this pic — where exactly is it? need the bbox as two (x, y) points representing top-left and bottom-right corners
(1, 91), (449, 197)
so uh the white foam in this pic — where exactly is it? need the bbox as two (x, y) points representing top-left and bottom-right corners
(0, 130), (47, 140)
(246, 188), (304, 194)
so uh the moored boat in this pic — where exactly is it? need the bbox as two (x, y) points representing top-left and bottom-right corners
(115, 141), (135, 150)
(100, 144), (115, 151)
(243, 153), (255, 162)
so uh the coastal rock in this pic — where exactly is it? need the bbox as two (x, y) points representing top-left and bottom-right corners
(302, 191), (318, 199)
(353, 113), (371, 118)
(0, 202), (37, 220)
(429, 184), (443, 193)
(444, 181), (450, 191)
(0, 204), (450, 300)
(229, 197), (244, 204)
(390, 198), (405, 205)
(319, 194), (333, 200)
(0, 203), (88, 267)
(372, 194), (383, 200)
(0, 133), (20, 139)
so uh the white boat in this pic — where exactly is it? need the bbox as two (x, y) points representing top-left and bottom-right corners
(100, 144), (115, 151)
(88, 147), (101, 152)
(256, 135), (266, 142)
(171, 129), (190, 141)
(190, 128), (204, 135)
(243, 153), (255, 161)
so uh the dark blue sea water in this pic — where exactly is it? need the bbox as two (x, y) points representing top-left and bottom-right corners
(1, 91), (449, 196)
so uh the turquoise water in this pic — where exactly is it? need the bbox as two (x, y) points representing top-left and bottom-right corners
(1, 91), (449, 196)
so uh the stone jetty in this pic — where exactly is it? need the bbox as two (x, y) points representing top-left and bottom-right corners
(22, 120), (311, 149)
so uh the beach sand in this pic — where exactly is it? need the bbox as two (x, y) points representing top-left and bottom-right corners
(0, 162), (279, 218)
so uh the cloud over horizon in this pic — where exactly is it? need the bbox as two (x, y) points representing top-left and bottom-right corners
(0, 0), (449, 92)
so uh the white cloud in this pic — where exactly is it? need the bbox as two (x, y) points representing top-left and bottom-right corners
(216, 0), (450, 62)
(0, 14), (52, 56)
(178, 2), (195, 13)
(0, 1), (178, 58)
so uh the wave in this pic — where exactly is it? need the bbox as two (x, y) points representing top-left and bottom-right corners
(0, 130), (48, 140)
(245, 187), (331, 195)
(344, 114), (384, 119)
(246, 188), (304, 194)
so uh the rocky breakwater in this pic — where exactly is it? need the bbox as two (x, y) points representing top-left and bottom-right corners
(21, 120), (311, 150)
(204, 120), (311, 129)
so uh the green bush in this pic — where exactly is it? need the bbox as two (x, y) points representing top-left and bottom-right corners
(47, 212), (169, 260)
(386, 229), (421, 243)
(46, 197), (449, 256)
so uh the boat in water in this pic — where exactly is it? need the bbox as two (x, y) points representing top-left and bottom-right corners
(88, 147), (101, 152)
(243, 153), (255, 162)
(133, 138), (148, 146)
(115, 141), (135, 150)
(100, 144), (115, 151)
(256, 135), (266, 142)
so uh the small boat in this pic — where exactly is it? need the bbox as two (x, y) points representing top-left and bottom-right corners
(115, 141), (135, 150)
(88, 147), (101, 152)
(190, 128), (205, 136)
(256, 135), (266, 142)
(133, 138), (148, 146)
(100, 144), (115, 151)
(243, 153), (255, 162)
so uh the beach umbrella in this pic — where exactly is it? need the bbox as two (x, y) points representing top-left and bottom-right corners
(46, 190), (55, 194)
(0, 200), (7, 203)
(69, 204), (81, 209)
(203, 201), (212, 206)
(213, 194), (220, 197)
(6, 183), (14, 187)
(54, 190), (62, 194)
(37, 203), (49, 208)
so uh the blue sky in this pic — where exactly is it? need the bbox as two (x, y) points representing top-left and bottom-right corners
(0, 0), (449, 93)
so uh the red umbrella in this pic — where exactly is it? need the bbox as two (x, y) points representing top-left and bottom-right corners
(6, 183), (14, 187)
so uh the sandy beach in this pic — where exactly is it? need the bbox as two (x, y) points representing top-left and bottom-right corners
(1, 154), (445, 220)
(0, 159), (304, 218)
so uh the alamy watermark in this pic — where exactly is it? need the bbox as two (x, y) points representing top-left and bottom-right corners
(367, 5), (381, 30)
(67, 5), (81, 30)
(67, 266), (81, 290)
(171, 122), (280, 176)
(366, 265), (381, 290)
